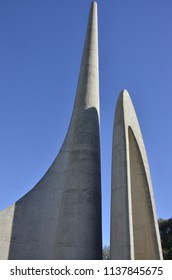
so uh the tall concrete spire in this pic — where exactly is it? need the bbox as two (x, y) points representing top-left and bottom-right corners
(0, 1), (102, 260)
(110, 90), (163, 259)
(73, 1), (99, 112)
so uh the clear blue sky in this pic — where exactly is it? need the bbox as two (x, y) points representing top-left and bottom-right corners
(0, 0), (172, 246)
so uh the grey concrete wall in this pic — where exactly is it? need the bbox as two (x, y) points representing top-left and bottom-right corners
(0, 1), (102, 260)
(110, 90), (163, 259)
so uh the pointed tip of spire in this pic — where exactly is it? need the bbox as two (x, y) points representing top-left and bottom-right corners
(117, 89), (136, 115)
(119, 89), (130, 99)
(89, 1), (98, 20)
(117, 89), (132, 110)
(115, 89), (133, 125)
(91, 1), (97, 8)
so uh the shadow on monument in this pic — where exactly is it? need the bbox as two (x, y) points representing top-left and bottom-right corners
(8, 107), (102, 260)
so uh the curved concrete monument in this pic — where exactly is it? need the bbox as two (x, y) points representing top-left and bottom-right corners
(110, 90), (163, 259)
(0, 1), (102, 260)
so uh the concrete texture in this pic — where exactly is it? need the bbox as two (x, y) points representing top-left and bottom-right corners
(0, 1), (102, 260)
(110, 90), (163, 260)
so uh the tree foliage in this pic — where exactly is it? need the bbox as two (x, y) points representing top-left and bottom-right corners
(103, 245), (110, 260)
(159, 218), (172, 260)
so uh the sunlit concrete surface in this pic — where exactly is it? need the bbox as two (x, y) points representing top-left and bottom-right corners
(110, 90), (163, 260)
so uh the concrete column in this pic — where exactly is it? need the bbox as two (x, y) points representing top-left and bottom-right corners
(0, 1), (102, 260)
(110, 90), (163, 260)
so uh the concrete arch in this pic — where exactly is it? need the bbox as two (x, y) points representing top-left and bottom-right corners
(110, 90), (162, 259)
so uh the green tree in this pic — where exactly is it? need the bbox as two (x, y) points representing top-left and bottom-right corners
(159, 218), (172, 260)
(103, 245), (110, 260)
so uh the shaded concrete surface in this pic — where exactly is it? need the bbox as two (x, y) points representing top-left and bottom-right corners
(0, 1), (102, 260)
(110, 90), (163, 260)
